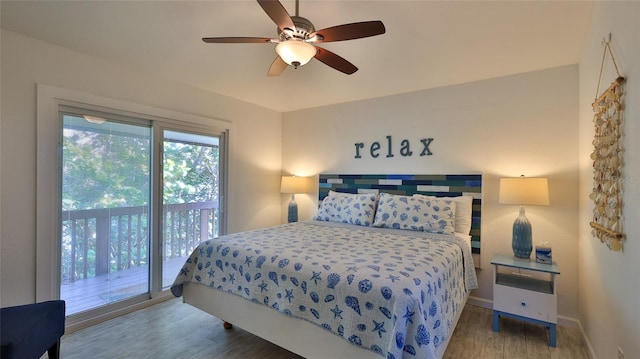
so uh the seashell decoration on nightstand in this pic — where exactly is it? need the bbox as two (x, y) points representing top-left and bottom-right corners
(589, 34), (626, 251)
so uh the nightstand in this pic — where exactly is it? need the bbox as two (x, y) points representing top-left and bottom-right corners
(491, 253), (560, 347)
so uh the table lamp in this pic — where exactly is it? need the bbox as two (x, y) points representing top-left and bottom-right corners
(499, 175), (549, 258)
(281, 176), (312, 223)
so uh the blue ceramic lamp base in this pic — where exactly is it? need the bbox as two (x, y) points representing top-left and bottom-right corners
(512, 206), (533, 258)
(288, 195), (298, 223)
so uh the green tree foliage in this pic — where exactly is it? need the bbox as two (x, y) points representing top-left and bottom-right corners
(63, 134), (149, 210)
(163, 141), (219, 204)
(62, 118), (219, 209)
(60, 115), (219, 283)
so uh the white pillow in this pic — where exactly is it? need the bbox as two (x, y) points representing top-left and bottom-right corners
(314, 192), (378, 226)
(414, 194), (473, 234)
(373, 193), (456, 234)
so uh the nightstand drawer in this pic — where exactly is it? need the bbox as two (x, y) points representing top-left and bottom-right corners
(493, 284), (557, 323)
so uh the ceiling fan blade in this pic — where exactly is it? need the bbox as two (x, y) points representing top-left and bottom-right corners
(267, 56), (288, 77)
(257, 0), (295, 32)
(312, 21), (385, 42)
(314, 46), (358, 75)
(202, 37), (273, 44)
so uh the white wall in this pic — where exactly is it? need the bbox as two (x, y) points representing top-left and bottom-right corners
(578, 3), (640, 359)
(0, 30), (283, 306)
(282, 65), (580, 321)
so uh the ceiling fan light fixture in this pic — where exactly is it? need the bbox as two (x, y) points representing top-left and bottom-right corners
(202, 0), (385, 75)
(276, 40), (316, 68)
(83, 115), (106, 124)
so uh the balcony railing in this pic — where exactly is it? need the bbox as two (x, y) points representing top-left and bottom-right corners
(61, 201), (218, 284)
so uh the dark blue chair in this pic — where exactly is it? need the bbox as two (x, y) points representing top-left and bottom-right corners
(1, 300), (65, 359)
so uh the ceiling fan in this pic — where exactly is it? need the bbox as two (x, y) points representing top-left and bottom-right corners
(202, 0), (386, 76)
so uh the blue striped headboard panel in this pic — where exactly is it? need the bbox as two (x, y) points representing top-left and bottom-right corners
(318, 174), (483, 264)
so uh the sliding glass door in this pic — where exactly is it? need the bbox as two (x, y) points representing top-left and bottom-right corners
(59, 109), (226, 319)
(161, 130), (222, 288)
(60, 113), (152, 315)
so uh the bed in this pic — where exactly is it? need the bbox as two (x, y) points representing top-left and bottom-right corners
(171, 174), (482, 359)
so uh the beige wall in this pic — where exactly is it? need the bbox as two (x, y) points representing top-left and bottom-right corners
(0, 30), (283, 306)
(578, 2), (640, 359)
(282, 65), (580, 321)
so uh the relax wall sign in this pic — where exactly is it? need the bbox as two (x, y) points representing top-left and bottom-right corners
(354, 135), (434, 159)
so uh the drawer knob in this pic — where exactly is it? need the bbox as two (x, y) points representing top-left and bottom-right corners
(521, 302), (527, 307)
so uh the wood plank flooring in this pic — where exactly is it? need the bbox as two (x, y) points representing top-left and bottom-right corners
(53, 299), (591, 359)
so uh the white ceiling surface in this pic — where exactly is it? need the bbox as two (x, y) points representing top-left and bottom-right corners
(1, 1), (594, 112)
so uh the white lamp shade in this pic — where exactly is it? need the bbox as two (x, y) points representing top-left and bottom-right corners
(276, 41), (317, 66)
(281, 176), (313, 194)
(499, 177), (549, 206)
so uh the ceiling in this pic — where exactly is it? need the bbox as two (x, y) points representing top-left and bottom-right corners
(1, 1), (594, 112)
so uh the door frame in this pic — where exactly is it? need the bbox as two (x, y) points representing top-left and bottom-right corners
(153, 124), (228, 294)
(36, 84), (230, 331)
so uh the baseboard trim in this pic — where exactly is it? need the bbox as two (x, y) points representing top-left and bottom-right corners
(467, 295), (492, 309)
(557, 314), (579, 328)
(577, 320), (598, 359)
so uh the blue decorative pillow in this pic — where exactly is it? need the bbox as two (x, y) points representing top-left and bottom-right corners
(314, 192), (378, 226)
(372, 193), (456, 234)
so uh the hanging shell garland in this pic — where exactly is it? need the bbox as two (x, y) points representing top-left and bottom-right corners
(590, 78), (625, 251)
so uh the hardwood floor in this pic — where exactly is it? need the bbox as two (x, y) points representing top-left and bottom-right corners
(443, 305), (591, 359)
(54, 299), (591, 359)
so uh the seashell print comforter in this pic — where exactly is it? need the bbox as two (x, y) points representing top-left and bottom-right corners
(172, 220), (477, 359)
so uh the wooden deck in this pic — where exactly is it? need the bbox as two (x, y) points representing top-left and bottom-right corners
(61, 256), (187, 315)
